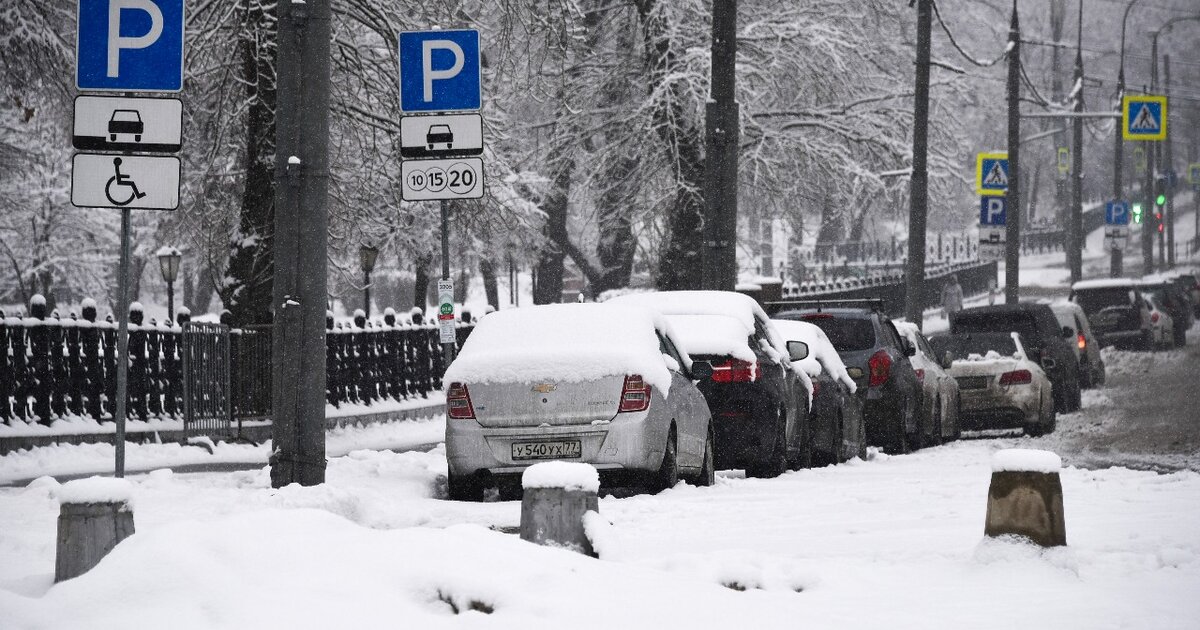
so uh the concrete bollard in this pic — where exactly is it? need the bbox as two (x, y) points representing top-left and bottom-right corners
(519, 462), (600, 557)
(985, 449), (1066, 547)
(55, 477), (136, 582)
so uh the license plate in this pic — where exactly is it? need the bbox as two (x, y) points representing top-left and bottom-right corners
(956, 376), (990, 390)
(511, 440), (582, 461)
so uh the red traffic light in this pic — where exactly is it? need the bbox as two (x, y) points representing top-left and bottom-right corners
(1158, 224), (1164, 233)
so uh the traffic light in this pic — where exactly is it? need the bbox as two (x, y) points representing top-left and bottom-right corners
(1156, 193), (1167, 206)
(1156, 211), (1164, 233)
(1132, 203), (1144, 224)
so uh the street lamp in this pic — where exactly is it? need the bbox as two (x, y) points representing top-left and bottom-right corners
(359, 244), (379, 318)
(156, 246), (182, 324)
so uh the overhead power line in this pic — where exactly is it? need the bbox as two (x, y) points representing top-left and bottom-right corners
(929, 0), (1006, 68)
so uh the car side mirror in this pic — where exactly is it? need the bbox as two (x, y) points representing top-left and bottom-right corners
(787, 340), (809, 362)
(690, 361), (713, 380)
(1040, 356), (1057, 371)
(940, 351), (954, 370)
(1061, 326), (1074, 339)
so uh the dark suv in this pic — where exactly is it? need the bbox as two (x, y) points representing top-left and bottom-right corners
(950, 304), (1081, 413)
(1069, 279), (1153, 350)
(611, 291), (810, 478)
(773, 302), (923, 455)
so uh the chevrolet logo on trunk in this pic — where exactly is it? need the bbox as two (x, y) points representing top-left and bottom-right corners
(531, 383), (557, 394)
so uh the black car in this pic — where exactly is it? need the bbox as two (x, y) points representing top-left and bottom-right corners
(611, 291), (811, 478)
(950, 304), (1081, 413)
(772, 318), (867, 467)
(774, 302), (923, 455)
(1070, 279), (1153, 350)
(1140, 280), (1192, 347)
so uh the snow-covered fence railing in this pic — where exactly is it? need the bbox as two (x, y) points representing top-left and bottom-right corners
(0, 298), (474, 428)
(772, 260), (998, 317)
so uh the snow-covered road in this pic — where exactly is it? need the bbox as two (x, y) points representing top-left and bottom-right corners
(2, 334), (1200, 629)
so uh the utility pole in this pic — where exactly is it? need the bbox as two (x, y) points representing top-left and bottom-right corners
(1164, 55), (1175, 268)
(1067, 0), (1084, 285)
(1111, 0), (1139, 278)
(703, 0), (739, 291)
(1005, 1), (1022, 305)
(904, 0), (932, 329)
(270, 0), (331, 488)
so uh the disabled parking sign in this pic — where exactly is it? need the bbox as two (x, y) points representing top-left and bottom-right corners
(76, 0), (184, 92)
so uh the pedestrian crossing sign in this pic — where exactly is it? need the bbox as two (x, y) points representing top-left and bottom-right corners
(976, 152), (1009, 196)
(1122, 95), (1167, 141)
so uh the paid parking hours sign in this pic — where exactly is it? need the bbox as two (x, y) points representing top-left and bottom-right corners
(398, 29), (485, 202)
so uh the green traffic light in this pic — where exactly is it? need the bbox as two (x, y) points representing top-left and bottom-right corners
(1132, 203), (1143, 224)
(1156, 194), (1166, 206)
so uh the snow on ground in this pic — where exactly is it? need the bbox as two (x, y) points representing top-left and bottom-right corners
(2, 404), (1199, 627)
(0, 415), (446, 486)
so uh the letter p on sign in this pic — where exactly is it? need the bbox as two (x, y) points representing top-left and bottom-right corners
(76, 0), (184, 92)
(980, 197), (1006, 226)
(399, 30), (481, 113)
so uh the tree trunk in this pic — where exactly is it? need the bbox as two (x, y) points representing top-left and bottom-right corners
(637, 0), (706, 290)
(480, 258), (499, 309)
(413, 254), (431, 311)
(221, 0), (277, 327)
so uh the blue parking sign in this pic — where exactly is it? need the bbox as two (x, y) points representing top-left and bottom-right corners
(76, 0), (184, 92)
(1105, 201), (1129, 226)
(399, 30), (481, 113)
(980, 197), (1006, 226)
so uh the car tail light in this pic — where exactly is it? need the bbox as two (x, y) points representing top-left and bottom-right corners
(811, 381), (822, 397)
(710, 359), (760, 383)
(619, 375), (652, 413)
(914, 368), (925, 383)
(867, 350), (891, 387)
(999, 370), (1032, 386)
(1077, 333), (1086, 350)
(1151, 312), (1160, 323)
(447, 382), (476, 419)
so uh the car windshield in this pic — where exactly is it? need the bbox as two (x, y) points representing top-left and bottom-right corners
(929, 333), (1017, 360)
(953, 312), (1039, 342)
(1074, 288), (1134, 313)
(794, 315), (875, 352)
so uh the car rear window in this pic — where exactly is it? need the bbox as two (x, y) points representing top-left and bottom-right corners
(1073, 288), (1134, 314)
(797, 315), (876, 352)
(930, 333), (1017, 360)
(953, 312), (1039, 342)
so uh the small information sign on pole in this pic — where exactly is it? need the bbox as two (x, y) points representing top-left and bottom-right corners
(437, 280), (456, 344)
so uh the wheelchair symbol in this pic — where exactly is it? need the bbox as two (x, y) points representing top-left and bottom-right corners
(105, 157), (146, 206)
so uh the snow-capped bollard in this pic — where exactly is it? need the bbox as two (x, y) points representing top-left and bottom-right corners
(519, 462), (600, 557)
(985, 449), (1066, 547)
(55, 477), (136, 582)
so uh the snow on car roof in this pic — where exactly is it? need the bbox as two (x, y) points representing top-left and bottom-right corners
(1071, 278), (1141, 291)
(610, 290), (788, 362)
(771, 319), (855, 392)
(443, 303), (673, 394)
(665, 313), (756, 363)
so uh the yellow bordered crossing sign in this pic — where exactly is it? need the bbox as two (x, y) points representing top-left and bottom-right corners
(1122, 94), (1167, 141)
(976, 152), (1009, 196)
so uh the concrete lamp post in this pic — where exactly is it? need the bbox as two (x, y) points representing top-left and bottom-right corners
(156, 246), (182, 324)
(359, 244), (380, 318)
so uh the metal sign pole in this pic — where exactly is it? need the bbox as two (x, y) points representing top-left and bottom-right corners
(113, 206), (132, 477)
(441, 199), (454, 366)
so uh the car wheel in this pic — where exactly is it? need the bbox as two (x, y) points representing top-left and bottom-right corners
(1045, 405), (1057, 434)
(689, 425), (715, 487)
(748, 409), (788, 478)
(446, 473), (483, 502)
(1175, 327), (1187, 348)
(650, 427), (679, 493)
(1140, 330), (1154, 352)
(928, 397), (944, 447)
(790, 406), (814, 470)
(885, 399), (911, 455)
